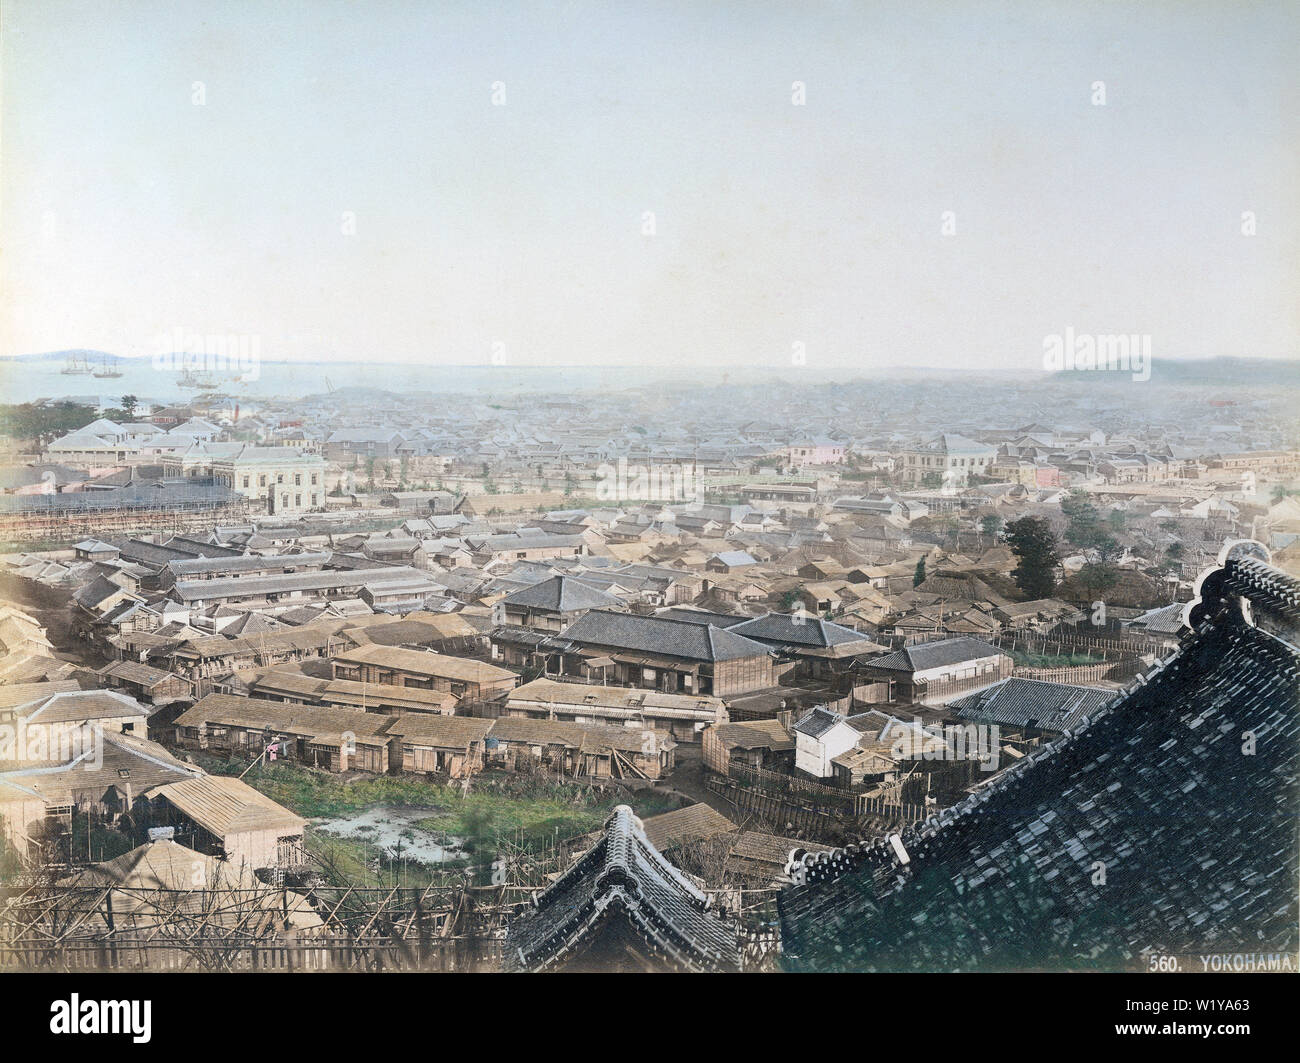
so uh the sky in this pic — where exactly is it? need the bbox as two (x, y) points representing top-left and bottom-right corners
(1, 0), (1297, 374)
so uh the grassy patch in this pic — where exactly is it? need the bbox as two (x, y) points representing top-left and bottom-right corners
(192, 753), (684, 858)
(304, 827), (459, 889)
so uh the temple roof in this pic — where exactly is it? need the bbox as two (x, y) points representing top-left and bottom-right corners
(778, 545), (1300, 972)
(505, 805), (743, 972)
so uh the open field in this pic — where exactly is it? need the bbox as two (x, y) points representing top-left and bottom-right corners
(190, 753), (684, 879)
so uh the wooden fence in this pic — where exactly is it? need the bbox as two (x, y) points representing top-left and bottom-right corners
(903, 628), (1167, 659)
(0, 933), (503, 972)
(708, 765), (935, 840)
(1013, 659), (1143, 684)
(912, 664), (1013, 705)
(0, 882), (518, 973)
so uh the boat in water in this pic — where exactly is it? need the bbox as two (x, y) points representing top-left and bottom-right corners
(92, 355), (123, 379)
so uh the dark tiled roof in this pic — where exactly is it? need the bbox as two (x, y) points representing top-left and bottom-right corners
(792, 706), (845, 739)
(730, 612), (870, 649)
(504, 806), (742, 972)
(778, 556), (1300, 971)
(948, 677), (1116, 732)
(501, 575), (622, 612)
(559, 610), (770, 663)
(655, 607), (746, 628)
(164, 552), (331, 579)
(1128, 602), (1187, 636)
(866, 637), (1003, 673)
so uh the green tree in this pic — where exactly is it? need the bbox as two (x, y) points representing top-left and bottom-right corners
(979, 514), (1003, 541)
(1095, 535), (1121, 562)
(1076, 562), (1119, 600)
(1004, 516), (1060, 599)
(119, 394), (139, 416)
(913, 557), (927, 587)
(0, 401), (98, 449)
(1061, 491), (1104, 548)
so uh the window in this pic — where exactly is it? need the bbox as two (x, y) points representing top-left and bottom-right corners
(295, 494), (301, 507)
(242, 476), (250, 488)
(259, 474), (267, 487)
(311, 473), (318, 485)
(294, 474), (301, 486)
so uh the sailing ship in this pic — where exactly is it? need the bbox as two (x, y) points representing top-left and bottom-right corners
(60, 352), (93, 375)
(92, 355), (123, 379)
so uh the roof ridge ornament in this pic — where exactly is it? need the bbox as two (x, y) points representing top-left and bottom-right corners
(1185, 538), (1279, 631)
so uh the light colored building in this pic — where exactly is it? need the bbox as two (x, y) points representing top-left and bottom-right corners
(786, 438), (846, 468)
(901, 433), (997, 487)
(793, 706), (862, 778)
(164, 443), (326, 514)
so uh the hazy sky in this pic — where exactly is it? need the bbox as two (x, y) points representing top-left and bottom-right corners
(2, 0), (1296, 372)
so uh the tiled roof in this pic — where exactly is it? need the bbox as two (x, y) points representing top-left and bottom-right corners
(708, 718), (794, 751)
(792, 706), (845, 739)
(333, 643), (517, 684)
(729, 612), (871, 649)
(778, 554), (1300, 971)
(1128, 602), (1187, 636)
(501, 575), (622, 612)
(506, 678), (725, 721)
(640, 803), (737, 851)
(865, 637), (1003, 673)
(559, 610), (771, 662)
(164, 552), (331, 578)
(948, 677), (1116, 732)
(504, 806), (742, 972)
(15, 689), (149, 724)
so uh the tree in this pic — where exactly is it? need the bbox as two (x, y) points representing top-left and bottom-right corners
(0, 401), (99, 450)
(1003, 516), (1060, 599)
(1076, 562), (1119, 600)
(1095, 534), (1122, 562)
(1061, 491), (1105, 548)
(913, 557), (927, 587)
(979, 514), (1003, 542)
(119, 394), (139, 416)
